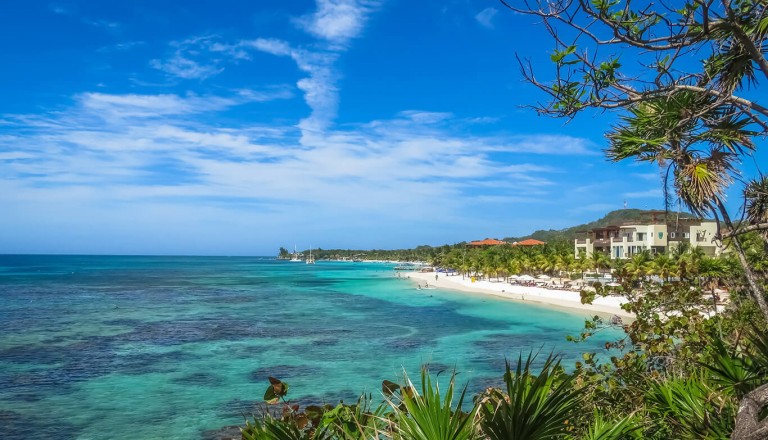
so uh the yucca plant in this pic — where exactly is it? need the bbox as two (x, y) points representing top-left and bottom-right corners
(567, 411), (642, 440)
(322, 394), (389, 440)
(702, 337), (764, 399)
(478, 352), (584, 440)
(645, 375), (735, 439)
(241, 414), (332, 440)
(387, 367), (479, 440)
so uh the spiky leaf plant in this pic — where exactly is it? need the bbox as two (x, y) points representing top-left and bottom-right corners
(567, 411), (642, 440)
(387, 367), (479, 440)
(645, 376), (735, 439)
(241, 414), (332, 440)
(478, 352), (584, 440)
(322, 394), (389, 440)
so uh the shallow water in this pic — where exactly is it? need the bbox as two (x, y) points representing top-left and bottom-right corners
(0, 255), (622, 439)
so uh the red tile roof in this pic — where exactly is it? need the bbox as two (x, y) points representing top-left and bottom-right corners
(514, 239), (546, 246)
(468, 238), (507, 246)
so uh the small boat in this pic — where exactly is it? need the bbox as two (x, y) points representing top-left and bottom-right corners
(289, 245), (302, 262)
(306, 247), (315, 264)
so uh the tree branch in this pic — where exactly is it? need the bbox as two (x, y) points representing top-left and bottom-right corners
(732, 383), (768, 440)
(722, 222), (768, 238)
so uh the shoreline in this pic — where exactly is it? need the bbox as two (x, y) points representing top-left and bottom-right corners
(405, 271), (635, 319)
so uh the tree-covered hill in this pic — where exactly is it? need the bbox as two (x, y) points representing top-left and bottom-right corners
(504, 209), (701, 244)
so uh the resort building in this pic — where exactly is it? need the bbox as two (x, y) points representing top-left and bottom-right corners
(467, 238), (507, 247)
(574, 217), (722, 259)
(513, 239), (546, 246)
(467, 238), (547, 248)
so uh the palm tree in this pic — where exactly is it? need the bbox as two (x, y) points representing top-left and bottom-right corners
(554, 253), (574, 279)
(744, 176), (768, 245)
(590, 251), (610, 276)
(625, 251), (652, 281)
(650, 253), (677, 283)
(698, 256), (729, 313)
(606, 90), (768, 320)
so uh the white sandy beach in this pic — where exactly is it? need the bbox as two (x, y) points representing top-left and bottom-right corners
(405, 271), (635, 319)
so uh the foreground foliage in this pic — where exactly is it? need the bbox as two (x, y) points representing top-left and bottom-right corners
(239, 323), (768, 439)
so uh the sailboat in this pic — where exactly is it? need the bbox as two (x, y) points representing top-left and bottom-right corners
(289, 245), (302, 262)
(306, 247), (315, 264)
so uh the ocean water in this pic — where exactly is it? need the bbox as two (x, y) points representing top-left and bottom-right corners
(0, 255), (622, 439)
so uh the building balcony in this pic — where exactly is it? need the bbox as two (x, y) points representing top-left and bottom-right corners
(575, 238), (587, 244)
(593, 238), (610, 246)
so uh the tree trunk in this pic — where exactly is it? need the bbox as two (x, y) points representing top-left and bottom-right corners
(715, 199), (768, 323)
(732, 383), (768, 440)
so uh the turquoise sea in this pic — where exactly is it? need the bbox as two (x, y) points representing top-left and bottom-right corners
(0, 255), (622, 439)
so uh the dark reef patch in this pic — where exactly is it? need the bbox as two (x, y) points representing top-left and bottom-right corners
(114, 350), (197, 375)
(200, 425), (242, 440)
(249, 364), (318, 382)
(0, 409), (81, 440)
(172, 372), (224, 386)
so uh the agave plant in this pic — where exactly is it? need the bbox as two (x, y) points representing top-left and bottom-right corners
(387, 367), (479, 440)
(478, 352), (584, 440)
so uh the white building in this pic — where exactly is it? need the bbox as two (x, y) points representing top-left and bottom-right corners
(575, 215), (722, 259)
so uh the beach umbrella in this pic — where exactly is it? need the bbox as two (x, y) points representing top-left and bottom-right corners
(537, 274), (551, 279)
(519, 275), (535, 281)
(509, 274), (520, 280)
(606, 282), (621, 287)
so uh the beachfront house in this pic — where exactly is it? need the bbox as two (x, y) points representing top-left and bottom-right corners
(574, 216), (722, 260)
(512, 239), (546, 246)
(467, 238), (508, 247)
(467, 238), (546, 248)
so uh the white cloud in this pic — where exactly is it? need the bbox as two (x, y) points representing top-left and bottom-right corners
(78, 92), (233, 117)
(484, 134), (599, 155)
(475, 7), (498, 29)
(151, 35), (229, 80)
(243, 38), (340, 132)
(296, 0), (379, 46)
(151, 56), (223, 80)
(624, 189), (664, 199)
(397, 111), (453, 124)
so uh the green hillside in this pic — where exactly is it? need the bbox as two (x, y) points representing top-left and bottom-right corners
(504, 209), (702, 243)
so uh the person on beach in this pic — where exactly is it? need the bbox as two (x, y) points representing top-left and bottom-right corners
(435, 274), (438, 281)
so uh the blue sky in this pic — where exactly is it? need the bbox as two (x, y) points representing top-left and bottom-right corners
(1, 1), (765, 256)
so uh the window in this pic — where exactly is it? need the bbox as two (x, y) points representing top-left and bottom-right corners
(670, 232), (676, 238)
(683, 232), (690, 239)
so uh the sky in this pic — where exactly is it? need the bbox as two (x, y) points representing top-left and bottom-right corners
(1, 0), (765, 256)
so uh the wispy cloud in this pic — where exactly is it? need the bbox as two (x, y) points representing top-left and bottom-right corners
(475, 7), (498, 29)
(486, 134), (599, 155)
(151, 36), (228, 80)
(98, 41), (146, 53)
(1, 90), (590, 218)
(624, 189), (664, 199)
(49, 5), (122, 35)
